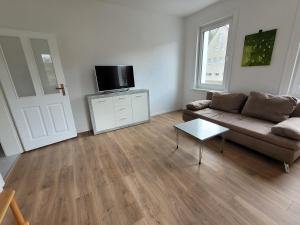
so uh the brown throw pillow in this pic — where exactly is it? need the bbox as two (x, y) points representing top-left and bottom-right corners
(242, 92), (297, 123)
(291, 101), (300, 117)
(271, 118), (300, 140)
(210, 93), (248, 113)
(186, 100), (211, 111)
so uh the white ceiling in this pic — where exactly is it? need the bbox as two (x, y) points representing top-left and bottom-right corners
(98, 0), (224, 17)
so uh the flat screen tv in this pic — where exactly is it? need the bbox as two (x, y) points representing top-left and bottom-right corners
(95, 65), (135, 92)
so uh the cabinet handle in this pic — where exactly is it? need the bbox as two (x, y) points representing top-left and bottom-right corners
(120, 118), (127, 121)
(135, 95), (143, 98)
(119, 97), (125, 100)
(97, 100), (106, 103)
(119, 108), (126, 111)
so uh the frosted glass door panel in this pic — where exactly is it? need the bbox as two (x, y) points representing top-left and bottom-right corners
(30, 38), (59, 95)
(0, 36), (35, 97)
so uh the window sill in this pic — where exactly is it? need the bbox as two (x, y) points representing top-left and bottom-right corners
(191, 88), (227, 93)
(289, 92), (300, 98)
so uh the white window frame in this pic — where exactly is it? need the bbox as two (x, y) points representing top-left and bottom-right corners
(287, 43), (300, 98)
(279, 2), (300, 97)
(194, 17), (233, 91)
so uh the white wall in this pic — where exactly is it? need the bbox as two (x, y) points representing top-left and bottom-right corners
(183, 0), (300, 104)
(0, 0), (184, 132)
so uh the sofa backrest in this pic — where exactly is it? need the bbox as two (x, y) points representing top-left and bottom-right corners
(206, 91), (300, 118)
(206, 91), (226, 100)
(206, 91), (213, 100)
(291, 101), (300, 117)
(241, 92), (297, 123)
(210, 92), (248, 114)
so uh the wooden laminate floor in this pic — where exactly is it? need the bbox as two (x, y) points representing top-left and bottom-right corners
(2, 111), (300, 225)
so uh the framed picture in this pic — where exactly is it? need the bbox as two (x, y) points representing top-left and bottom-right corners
(241, 29), (277, 67)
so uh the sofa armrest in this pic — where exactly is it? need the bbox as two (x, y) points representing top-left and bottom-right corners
(271, 118), (300, 140)
(186, 100), (211, 111)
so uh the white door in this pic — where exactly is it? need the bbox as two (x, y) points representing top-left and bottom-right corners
(0, 29), (77, 151)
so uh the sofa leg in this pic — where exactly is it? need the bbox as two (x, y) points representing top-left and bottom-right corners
(284, 162), (290, 173)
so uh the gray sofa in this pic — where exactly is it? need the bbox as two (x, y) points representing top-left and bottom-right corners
(183, 92), (300, 172)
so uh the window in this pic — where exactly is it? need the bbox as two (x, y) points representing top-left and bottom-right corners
(195, 18), (232, 90)
(288, 44), (300, 97)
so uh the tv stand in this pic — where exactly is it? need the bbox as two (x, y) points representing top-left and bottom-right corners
(87, 89), (150, 135)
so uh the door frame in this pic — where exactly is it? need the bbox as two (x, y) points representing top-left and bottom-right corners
(0, 83), (23, 156)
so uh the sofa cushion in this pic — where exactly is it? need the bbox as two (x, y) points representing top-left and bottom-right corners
(184, 108), (300, 151)
(291, 101), (300, 117)
(271, 118), (300, 141)
(186, 100), (211, 111)
(242, 92), (297, 123)
(210, 93), (248, 113)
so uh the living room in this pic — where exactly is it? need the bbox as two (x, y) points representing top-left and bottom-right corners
(0, 0), (300, 224)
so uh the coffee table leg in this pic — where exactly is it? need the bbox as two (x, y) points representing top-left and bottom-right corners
(199, 143), (203, 165)
(221, 135), (225, 154)
(176, 129), (179, 149)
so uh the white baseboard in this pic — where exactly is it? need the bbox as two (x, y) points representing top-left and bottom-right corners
(151, 107), (183, 117)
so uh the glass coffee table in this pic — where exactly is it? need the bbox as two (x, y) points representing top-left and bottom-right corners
(174, 119), (229, 164)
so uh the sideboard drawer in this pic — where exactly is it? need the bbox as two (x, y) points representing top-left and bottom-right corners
(115, 116), (132, 127)
(115, 105), (132, 126)
(113, 95), (131, 107)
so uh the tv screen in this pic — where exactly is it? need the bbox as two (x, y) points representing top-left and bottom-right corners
(95, 65), (135, 91)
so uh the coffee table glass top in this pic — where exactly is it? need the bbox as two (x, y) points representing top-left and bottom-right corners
(175, 119), (229, 141)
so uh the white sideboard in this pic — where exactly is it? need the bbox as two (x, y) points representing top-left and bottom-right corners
(87, 89), (150, 134)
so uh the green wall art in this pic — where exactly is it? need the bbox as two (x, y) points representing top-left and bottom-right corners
(241, 29), (277, 67)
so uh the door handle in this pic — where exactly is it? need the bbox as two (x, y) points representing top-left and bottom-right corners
(56, 84), (66, 96)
